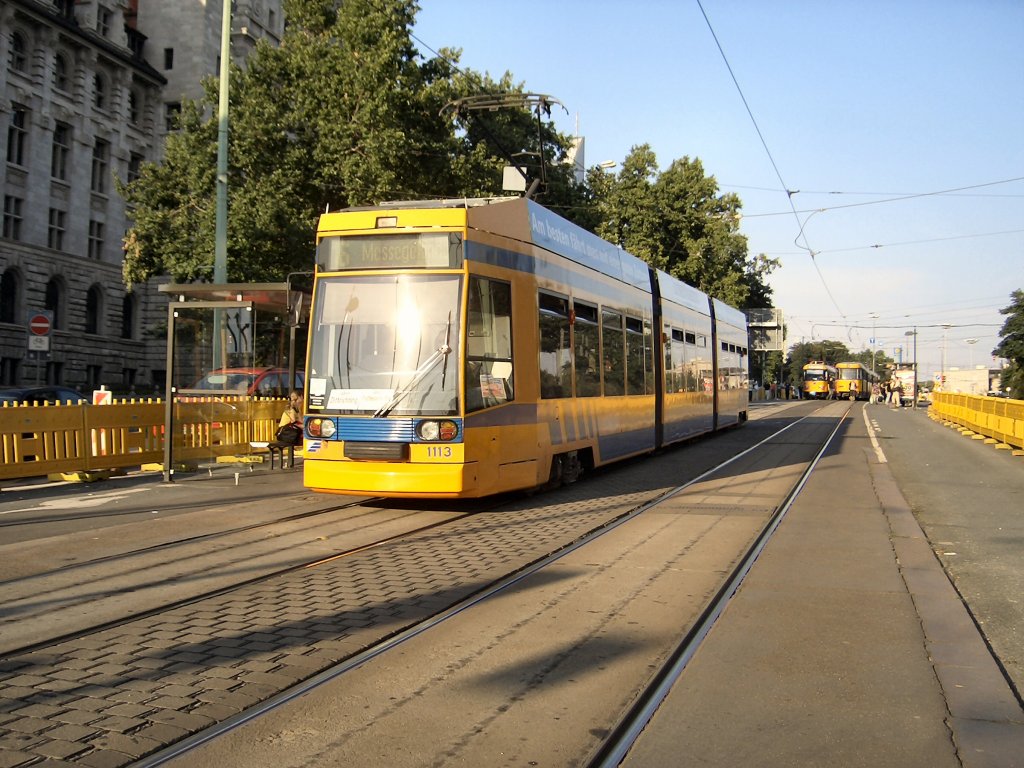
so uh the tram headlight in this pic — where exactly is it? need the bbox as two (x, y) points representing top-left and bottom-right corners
(416, 419), (458, 441)
(308, 418), (336, 438)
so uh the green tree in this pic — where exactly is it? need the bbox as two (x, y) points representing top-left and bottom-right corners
(590, 145), (777, 309)
(122, 0), (585, 287)
(993, 289), (1024, 398)
(123, 0), (467, 285)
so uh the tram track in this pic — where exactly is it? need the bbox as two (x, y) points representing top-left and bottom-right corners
(0, 402), (845, 768)
(135, 403), (849, 767)
(0, 499), (374, 586)
(588, 403), (849, 767)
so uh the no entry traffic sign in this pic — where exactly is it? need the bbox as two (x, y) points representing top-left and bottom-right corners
(26, 310), (53, 354)
(29, 313), (52, 336)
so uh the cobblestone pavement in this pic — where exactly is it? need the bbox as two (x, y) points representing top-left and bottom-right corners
(0, 415), (803, 767)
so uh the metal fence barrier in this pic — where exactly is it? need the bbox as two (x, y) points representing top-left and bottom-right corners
(0, 397), (286, 482)
(930, 392), (1024, 453)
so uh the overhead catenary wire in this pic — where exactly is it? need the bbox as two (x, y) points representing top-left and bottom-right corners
(696, 0), (845, 319)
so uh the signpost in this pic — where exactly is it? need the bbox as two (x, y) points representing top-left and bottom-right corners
(27, 311), (52, 352)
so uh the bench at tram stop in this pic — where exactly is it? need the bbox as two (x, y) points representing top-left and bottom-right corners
(251, 440), (296, 469)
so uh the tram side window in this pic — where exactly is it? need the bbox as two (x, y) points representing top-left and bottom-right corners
(573, 301), (600, 397)
(466, 277), (513, 413)
(602, 309), (625, 396)
(665, 328), (680, 393)
(643, 320), (654, 394)
(625, 316), (647, 395)
(539, 292), (571, 399)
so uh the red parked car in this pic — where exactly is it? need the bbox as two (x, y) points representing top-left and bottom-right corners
(190, 367), (303, 397)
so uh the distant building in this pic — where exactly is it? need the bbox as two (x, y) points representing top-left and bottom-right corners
(941, 366), (1004, 396)
(1, 0), (282, 393)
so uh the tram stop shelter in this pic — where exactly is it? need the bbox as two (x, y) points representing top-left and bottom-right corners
(158, 282), (310, 481)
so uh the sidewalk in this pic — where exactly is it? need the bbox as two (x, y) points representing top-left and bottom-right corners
(622, 403), (1024, 767)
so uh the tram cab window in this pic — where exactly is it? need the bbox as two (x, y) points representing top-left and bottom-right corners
(539, 292), (571, 399)
(465, 277), (513, 413)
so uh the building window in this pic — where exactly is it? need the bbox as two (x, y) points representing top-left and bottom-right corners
(165, 102), (181, 132)
(86, 364), (103, 390)
(0, 357), (18, 386)
(54, 0), (74, 19)
(93, 72), (107, 110)
(9, 31), (27, 73)
(128, 90), (140, 123)
(97, 7), (112, 36)
(121, 292), (135, 339)
(0, 269), (19, 323)
(91, 140), (109, 193)
(163, 48), (173, 70)
(48, 208), (66, 250)
(127, 152), (143, 183)
(122, 367), (137, 389)
(3, 196), (23, 240)
(54, 52), (69, 91)
(6, 106), (29, 166)
(88, 220), (105, 259)
(46, 361), (64, 386)
(86, 285), (103, 334)
(45, 278), (64, 330)
(52, 122), (71, 180)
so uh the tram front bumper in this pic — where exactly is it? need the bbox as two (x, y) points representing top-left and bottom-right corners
(303, 457), (479, 498)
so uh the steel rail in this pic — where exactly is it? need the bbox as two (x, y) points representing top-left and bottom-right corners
(0, 499), (375, 588)
(135, 407), (837, 767)
(0, 508), (474, 661)
(588, 403), (851, 767)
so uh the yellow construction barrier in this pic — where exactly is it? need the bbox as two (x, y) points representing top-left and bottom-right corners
(0, 397), (286, 482)
(929, 392), (1024, 455)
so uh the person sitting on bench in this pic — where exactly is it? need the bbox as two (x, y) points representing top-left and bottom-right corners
(270, 390), (303, 468)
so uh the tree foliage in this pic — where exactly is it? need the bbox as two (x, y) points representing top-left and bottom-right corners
(590, 145), (776, 309)
(121, 0), (776, 315)
(993, 288), (1024, 397)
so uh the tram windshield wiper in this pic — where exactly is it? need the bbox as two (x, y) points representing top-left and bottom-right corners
(374, 314), (453, 418)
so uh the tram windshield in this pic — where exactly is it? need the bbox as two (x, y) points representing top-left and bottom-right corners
(307, 274), (461, 416)
(803, 370), (828, 381)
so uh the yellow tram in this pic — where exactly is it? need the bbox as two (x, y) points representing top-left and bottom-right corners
(301, 198), (749, 498)
(835, 361), (879, 401)
(802, 361), (837, 400)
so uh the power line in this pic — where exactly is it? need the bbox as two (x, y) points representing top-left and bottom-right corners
(741, 176), (1024, 218)
(695, 0), (844, 319)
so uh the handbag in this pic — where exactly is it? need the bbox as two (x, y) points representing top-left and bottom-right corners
(275, 423), (303, 446)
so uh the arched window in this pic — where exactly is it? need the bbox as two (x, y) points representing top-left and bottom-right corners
(121, 292), (136, 339)
(45, 277), (64, 330)
(9, 32), (27, 73)
(0, 269), (20, 324)
(54, 52), (69, 91)
(86, 284), (104, 335)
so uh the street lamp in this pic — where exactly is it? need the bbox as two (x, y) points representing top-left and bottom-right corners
(869, 312), (879, 374)
(940, 323), (953, 390)
(904, 329), (918, 409)
(965, 337), (979, 368)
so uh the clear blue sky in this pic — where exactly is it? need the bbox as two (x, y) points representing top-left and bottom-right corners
(413, 0), (1024, 378)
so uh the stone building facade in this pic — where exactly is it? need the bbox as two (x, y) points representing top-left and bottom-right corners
(1, 0), (282, 394)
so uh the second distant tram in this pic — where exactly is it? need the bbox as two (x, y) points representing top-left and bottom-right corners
(802, 361), (837, 400)
(835, 362), (879, 401)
